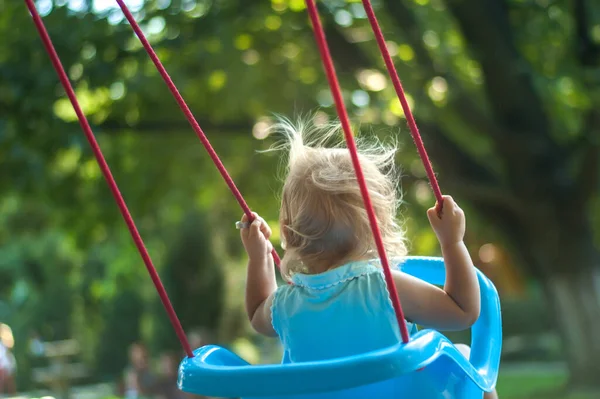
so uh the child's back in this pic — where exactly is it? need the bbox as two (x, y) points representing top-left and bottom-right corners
(273, 259), (417, 362)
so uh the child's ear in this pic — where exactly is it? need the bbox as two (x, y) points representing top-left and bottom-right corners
(280, 219), (289, 249)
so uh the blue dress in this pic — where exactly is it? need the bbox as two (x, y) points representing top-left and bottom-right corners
(271, 259), (417, 363)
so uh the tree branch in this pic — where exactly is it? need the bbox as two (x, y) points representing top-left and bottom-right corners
(443, 0), (547, 129)
(93, 119), (253, 134)
(418, 122), (525, 217)
(440, 0), (572, 181)
(403, 0), (578, 200)
(381, 0), (506, 139)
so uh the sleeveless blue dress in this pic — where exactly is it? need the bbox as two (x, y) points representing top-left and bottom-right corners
(271, 259), (417, 363)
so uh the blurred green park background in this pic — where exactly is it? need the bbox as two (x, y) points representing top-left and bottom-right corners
(1, 0), (599, 398)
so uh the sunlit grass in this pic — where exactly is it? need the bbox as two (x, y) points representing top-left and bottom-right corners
(497, 371), (599, 399)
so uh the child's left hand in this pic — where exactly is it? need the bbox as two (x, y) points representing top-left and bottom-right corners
(239, 212), (273, 261)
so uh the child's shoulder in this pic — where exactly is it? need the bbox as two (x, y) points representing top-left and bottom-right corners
(283, 259), (386, 290)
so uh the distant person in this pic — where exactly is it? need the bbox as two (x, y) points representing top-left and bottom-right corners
(123, 342), (157, 399)
(155, 352), (181, 399)
(0, 323), (16, 395)
(28, 331), (45, 357)
(180, 329), (220, 399)
(188, 329), (210, 352)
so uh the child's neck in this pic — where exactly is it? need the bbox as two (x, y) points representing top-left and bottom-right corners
(303, 254), (371, 275)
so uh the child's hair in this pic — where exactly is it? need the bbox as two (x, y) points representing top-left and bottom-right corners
(269, 115), (407, 278)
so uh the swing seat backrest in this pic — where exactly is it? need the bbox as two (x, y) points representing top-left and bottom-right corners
(177, 256), (502, 399)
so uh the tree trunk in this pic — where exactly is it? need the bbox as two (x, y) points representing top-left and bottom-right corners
(515, 203), (600, 390)
(543, 266), (600, 389)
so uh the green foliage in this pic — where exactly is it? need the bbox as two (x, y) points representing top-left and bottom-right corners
(94, 284), (144, 380)
(1, 0), (600, 393)
(150, 211), (225, 353)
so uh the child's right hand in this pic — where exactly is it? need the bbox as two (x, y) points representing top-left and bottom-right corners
(427, 196), (466, 247)
(240, 212), (273, 261)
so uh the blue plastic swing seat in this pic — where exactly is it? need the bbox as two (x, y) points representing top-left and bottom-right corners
(178, 256), (502, 399)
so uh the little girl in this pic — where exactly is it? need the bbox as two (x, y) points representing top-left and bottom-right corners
(238, 118), (497, 399)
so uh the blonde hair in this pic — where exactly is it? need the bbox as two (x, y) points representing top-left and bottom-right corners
(268, 115), (407, 279)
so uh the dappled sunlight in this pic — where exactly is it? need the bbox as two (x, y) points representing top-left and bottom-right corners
(252, 118), (272, 140)
(423, 30), (440, 49)
(35, 0), (53, 16)
(93, 0), (143, 14)
(52, 147), (82, 177)
(53, 86), (112, 124)
(410, 159), (428, 179)
(68, 63), (84, 81)
(593, 25), (600, 42)
(78, 158), (102, 181)
(414, 181), (433, 205)
(555, 77), (589, 109)
(397, 44), (415, 62)
(235, 34), (253, 51)
(334, 9), (353, 28)
(208, 70), (227, 91)
(479, 244), (498, 264)
(427, 76), (448, 104)
(388, 94), (415, 118)
(317, 89), (334, 107)
(357, 69), (387, 91)
(185, 2), (211, 19)
(381, 110), (399, 126)
(351, 90), (370, 108)
(345, 27), (372, 43)
(312, 111), (330, 126)
(144, 16), (166, 38)
(271, 0), (306, 13)
(109, 81), (127, 101)
(265, 15), (282, 31)
(298, 66), (318, 84)
(453, 56), (483, 85)
(385, 41), (399, 57)
(282, 42), (300, 59)
(80, 43), (97, 61)
(444, 29), (465, 55)
(242, 49), (261, 65)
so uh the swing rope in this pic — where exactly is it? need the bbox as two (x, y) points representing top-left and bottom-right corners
(24, 0), (194, 358)
(114, 0), (282, 268)
(304, 0), (411, 344)
(360, 0), (444, 211)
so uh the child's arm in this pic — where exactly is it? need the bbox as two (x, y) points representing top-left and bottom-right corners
(393, 196), (481, 331)
(240, 213), (278, 337)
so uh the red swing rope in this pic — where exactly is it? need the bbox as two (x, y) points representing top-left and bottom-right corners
(24, 0), (194, 358)
(114, 0), (282, 268)
(361, 0), (444, 211)
(305, 0), (411, 343)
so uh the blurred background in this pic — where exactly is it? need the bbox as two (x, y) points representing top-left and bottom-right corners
(1, 0), (599, 398)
